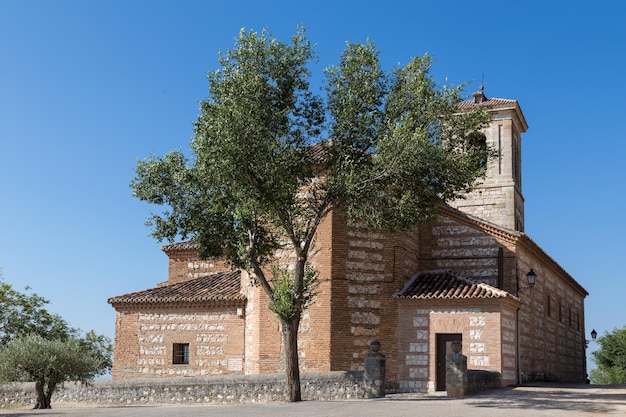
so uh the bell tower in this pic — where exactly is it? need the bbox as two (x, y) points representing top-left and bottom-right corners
(449, 90), (529, 231)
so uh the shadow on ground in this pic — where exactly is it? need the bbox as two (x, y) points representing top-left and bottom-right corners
(466, 384), (626, 414)
(379, 384), (626, 415)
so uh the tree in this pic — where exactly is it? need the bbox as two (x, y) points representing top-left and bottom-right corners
(0, 272), (113, 408)
(591, 327), (626, 384)
(0, 332), (112, 409)
(131, 26), (491, 402)
(0, 273), (75, 345)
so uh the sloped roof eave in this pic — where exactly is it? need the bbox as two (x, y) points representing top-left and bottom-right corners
(438, 205), (588, 298)
(107, 270), (246, 306)
(393, 269), (520, 303)
(457, 96), (529, 133)
(517, 234), (588, 297)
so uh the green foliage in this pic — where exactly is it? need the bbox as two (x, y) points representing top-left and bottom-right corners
(80, 330), (114, 373)
(0, 333), (112, 408)
(0, 271), (112, 408)
(0, 275), (76, 346)
(269, 264), (319, 321)
(131, 26), (491, 401)
(131, 25), (491, 278)
(326, 50), (493, 230)
(0, 333), (111, 383)
(591, 326), (626, 384)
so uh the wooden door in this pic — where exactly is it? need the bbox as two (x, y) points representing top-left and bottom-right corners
(436, 333), (462, 391)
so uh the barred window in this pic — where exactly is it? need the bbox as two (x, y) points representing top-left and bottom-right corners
(173, 343), (189, 365)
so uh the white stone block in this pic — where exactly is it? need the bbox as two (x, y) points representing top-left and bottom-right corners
(470, 342), (485, 353)
(469, 316), (486, 327)
(470, 356), (490, 366)
(413, 316), (428, 327)
(409, 342), (428, 353)
(417, 329), (428, 340)
(469, 329), (482, 340)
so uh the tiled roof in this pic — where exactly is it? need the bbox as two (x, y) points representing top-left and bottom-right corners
(457, 96), (519, 111)
(304, 141), (330, 164)
(107, 270), (244, 305)
(394, 270), (516, 300)
(458, 91), (528, 133)
(161, 240), (199, 252)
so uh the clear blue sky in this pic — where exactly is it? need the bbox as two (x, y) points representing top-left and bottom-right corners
(1, 0), (624, 372)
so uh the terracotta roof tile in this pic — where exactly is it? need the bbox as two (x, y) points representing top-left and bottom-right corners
(304, 142), (329, 164)
(457, 96), (519, 111)
(456, 90), (519, 112)
(107, 270), (244, 305)
(161, 240), (199, 252)
(394, 270), (516, 300)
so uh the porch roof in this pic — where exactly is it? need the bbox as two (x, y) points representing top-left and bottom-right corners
(107, 270), (244, 305)
(393, 269), (517, 300)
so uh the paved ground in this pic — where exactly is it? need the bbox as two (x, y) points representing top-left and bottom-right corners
(1, 384), (625, 417)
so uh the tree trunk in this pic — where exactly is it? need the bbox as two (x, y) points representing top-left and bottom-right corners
(34, 380), (51, 409)
(282, 315), (302, 402)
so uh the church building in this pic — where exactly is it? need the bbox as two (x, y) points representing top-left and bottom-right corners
(108, 91), (588, 392)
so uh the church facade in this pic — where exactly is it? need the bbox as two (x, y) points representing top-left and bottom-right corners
(108, 92), (588, 392)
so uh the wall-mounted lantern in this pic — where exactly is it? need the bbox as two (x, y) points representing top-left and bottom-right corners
(526, 269), (537, 288)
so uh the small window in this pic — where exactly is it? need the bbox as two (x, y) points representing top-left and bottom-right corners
(173, 343), (189, 365)
(569, 307), (572, 327)
(466, 131), (489, 169)
(468, 131), (487, 151)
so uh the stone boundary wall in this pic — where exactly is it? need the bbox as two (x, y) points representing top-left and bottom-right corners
(0, 371), (366, 408)
(468, 370), (501, 393)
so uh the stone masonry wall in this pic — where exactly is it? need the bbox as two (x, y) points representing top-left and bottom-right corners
(241, 214), (335, 374)
(516, 247), (586, 383)
(449, 113), (522, 231)
(419, 215), (517, 293)
(0, 372), (367, 408)
(111, 304), (245, 379)
(241, 277), (285, 374)
(164, 249), (230, 285)
(328, 213), (419, 384)
(396, 300), (505, 393)
(500, 306), (518, 386)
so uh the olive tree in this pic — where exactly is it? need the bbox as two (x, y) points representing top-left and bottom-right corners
(0, 332), (112, 409)
(0, 273), (112, 408)
(131, 26), (491, 402)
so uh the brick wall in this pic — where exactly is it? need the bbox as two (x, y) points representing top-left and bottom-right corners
(418, 214), (518, 293)
(164, 249), (230, 285)
(516, 245), (586, 383)
(111, 303), (245, 379)
(328, 212), (419, 383)
(396, 299), (516, 393)
(112, 206), (586, 386)
(500, 306), (518, 385)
